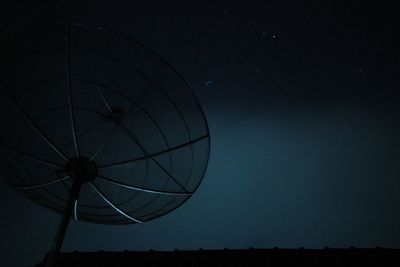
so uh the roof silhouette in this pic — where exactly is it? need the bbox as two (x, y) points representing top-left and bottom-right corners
(34, 248), (400, 267)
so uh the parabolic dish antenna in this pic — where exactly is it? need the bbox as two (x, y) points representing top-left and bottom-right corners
(0, 23), (210, 262)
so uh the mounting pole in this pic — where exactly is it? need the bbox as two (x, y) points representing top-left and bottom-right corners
(44, 156), (98, 266)
(44, 179), (82, 267)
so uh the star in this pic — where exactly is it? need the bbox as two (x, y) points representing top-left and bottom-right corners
(205, 80), (214, 86)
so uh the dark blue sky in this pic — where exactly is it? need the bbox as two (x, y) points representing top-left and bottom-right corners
(1, 1), (400, 266)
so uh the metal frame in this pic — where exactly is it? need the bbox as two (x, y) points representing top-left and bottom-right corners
(0, 23), (211, 264)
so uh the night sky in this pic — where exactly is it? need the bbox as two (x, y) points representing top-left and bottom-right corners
(1, 1), (400, 266)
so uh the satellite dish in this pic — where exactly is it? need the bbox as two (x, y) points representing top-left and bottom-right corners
(0, 23), (210, 265)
